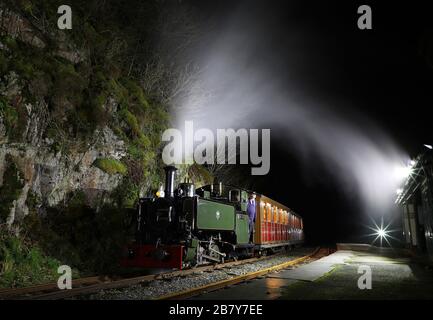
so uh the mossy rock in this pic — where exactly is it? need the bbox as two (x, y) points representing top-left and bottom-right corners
(93, 158), (127, 175)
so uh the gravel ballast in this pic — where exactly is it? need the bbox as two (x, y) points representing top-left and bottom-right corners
(85, 247), (315, 300)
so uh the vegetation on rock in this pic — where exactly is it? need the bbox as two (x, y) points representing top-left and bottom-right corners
(0, 0), (214, 286)
(94, 158), (127, 175)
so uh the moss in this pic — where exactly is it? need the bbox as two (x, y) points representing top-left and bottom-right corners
(21, 0), (34, 14)
(11, 55), (35, 79)
(128, 143), (145, 159)
(119, 108), (140, 135)
(137, 134), (151, 148)
(52, 62), (86, 107)
(0, 94), (28, 142)
(68, 189), (87, 207)
(25, 190), (40, 214)
(92, 93), (107, 111)
(2, 35), (17, 51)
(109, 78), (129, 104)
(0, 96), (18, 137)
(94, 158), (127, 175)
(113, 179), (139, 208)
(121, 78), (149, 110)
(0, 155), (24, 222)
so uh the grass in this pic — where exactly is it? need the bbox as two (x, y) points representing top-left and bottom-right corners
(0, 227), (61, 288)
(94, 158), (127, 175)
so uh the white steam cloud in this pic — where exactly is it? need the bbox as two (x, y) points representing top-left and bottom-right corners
(171, 3), (409, 216)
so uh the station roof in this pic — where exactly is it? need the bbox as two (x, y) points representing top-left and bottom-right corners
(395, 151), (433, 205)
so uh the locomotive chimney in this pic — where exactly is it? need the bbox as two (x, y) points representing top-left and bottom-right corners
(164, 166), (177, 198)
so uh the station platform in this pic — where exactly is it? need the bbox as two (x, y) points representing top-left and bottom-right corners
(192, 244), (433, 300)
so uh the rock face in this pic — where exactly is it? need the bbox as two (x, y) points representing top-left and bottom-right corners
(0, 6), (46, 49)
(0, 6), (134, 226)
(0, 129), (126, 225)
(0, 5), (86, 62)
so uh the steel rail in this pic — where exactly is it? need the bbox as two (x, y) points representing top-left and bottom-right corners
(0, 275), (110, 299)
(1, 252), (284, 300)
(156, 247), (322, 300)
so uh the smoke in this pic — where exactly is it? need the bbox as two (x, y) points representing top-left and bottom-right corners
(170, 1), (409, 216)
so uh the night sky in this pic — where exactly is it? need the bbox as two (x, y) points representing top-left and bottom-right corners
(185, 1), (433, 245)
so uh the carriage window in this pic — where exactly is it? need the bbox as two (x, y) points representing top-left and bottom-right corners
(229, 189), (240, 202)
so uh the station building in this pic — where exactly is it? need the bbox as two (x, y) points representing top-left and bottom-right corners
(396, 150), (433, 260)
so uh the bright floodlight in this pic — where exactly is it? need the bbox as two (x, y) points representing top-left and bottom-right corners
(377, 228), (386, 238)
(396, 188), (403, 195)
(424, 144), (433, 150)
(366, 217), (398, 247)
(393, 165), (413, 180)
(373, 224), (390, 246)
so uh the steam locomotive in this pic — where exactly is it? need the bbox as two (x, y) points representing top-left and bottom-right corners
(121, 166), (304, 269)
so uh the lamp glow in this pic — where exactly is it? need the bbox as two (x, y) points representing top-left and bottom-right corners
(377, 228), (386, 238)
(156, 185), (165, 198)
(393, 164), (413, 180)
(366, 217), (398, 247)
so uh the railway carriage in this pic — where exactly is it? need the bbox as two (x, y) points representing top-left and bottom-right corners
(121, 166), (304, 269)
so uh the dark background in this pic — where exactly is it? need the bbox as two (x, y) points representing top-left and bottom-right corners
(189, 1), (433, 245)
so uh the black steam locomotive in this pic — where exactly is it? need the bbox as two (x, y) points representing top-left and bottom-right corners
(121, 166), (304, 269)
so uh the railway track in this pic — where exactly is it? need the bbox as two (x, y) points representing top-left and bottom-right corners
(0, 275), (111, 299)
(0, 249), (316, 300)
(157, 247), (325, 300)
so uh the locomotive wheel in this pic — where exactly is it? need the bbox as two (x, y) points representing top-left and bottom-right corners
(209, 243), (222, 262)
